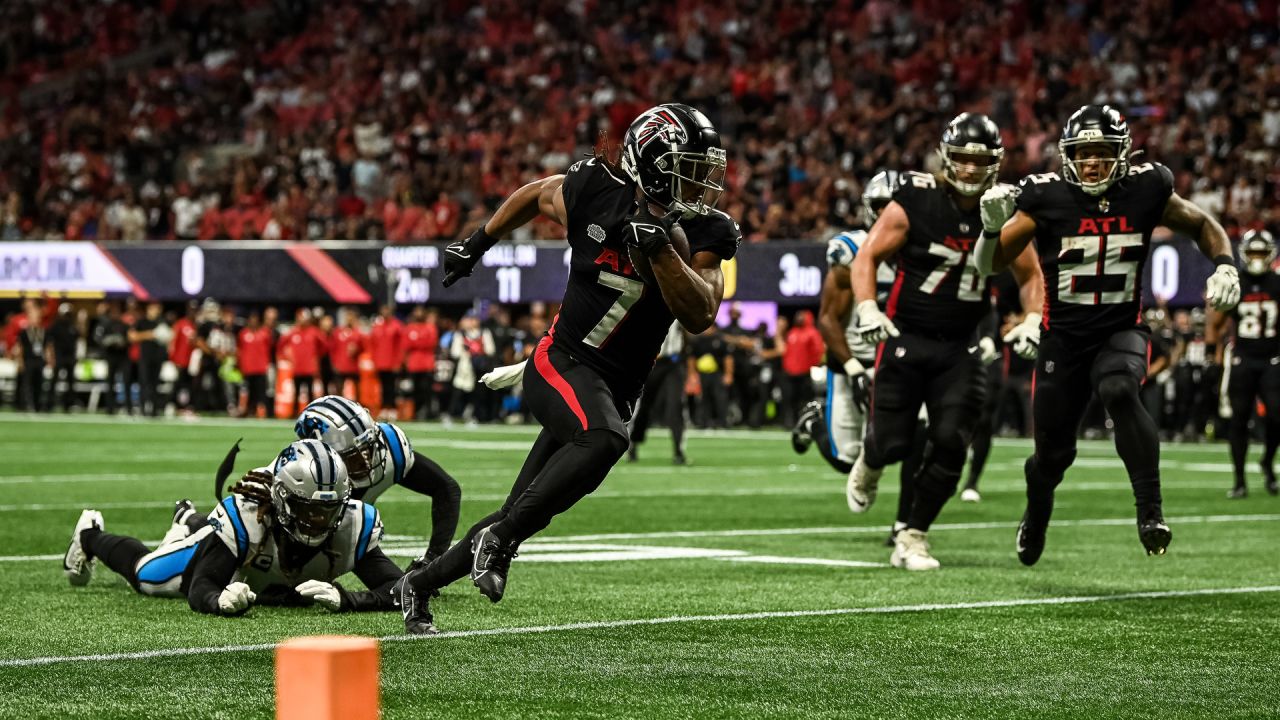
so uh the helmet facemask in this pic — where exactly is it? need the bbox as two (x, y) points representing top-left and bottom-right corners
(655, 146), (727, 219)
(1060, 135), (1131, 196)
(1242, 232), (1277, 276)
(940, 144), (1003, 197)
(339, 427), (383, 484)
(272, 483), (345, 547)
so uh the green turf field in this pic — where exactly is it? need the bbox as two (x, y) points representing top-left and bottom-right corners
(0, 414), (1277, 719)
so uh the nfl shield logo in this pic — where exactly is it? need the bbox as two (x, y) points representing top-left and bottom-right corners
(1045, 361), (1055, 373)
(895, 347), (906, 358)
(959, 223), (969, 233)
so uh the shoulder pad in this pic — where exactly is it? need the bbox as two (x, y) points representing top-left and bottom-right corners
(208, 494), (267, 561)
(378, 422), (415, 482)
(1125, 162), (1175, 196)
(1015, 172), (1063, 216)
(826, 230), (865, 269)
(680, 209), (742, 260)
(348, 500), (383, 561)
(892, 171), (939, 208)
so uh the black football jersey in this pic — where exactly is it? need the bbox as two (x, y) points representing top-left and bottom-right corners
(885, 171), (988, 339)
(555, 158), (741, 401)
(1016, 162), (1174, 337)
(1232, 271), (1280, 360)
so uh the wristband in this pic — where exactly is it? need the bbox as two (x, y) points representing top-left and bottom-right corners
(1213, 255), (1234, 268)
(843, 357), (865, 376)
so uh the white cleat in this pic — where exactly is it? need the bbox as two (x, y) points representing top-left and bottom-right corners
(846, 453), (883, 513)
(890, 528), (941, 571)
(64, 509), (104, 586)
(960, 487), (982, 503)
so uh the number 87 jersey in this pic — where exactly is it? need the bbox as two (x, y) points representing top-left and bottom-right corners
(1015, 162), (1175, 338)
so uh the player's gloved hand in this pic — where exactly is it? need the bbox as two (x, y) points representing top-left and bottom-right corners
(980, 183), (1019, 233)
(1002, 312), (1042, 360)
(217, 581), (256, 616)
(443, 226), (500, 288)
(481, 360), (527, 390)
(977, 337), (1000, 364)
(625, 203), (674, 258)
(1205, 264), (1241, 311)
(834, 357), (873, 413)
(296, 579), (342, 612)
(855, 300), (899, 345)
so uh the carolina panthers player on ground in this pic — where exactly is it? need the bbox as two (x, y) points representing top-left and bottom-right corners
(847, 113), (1045, 571)
(184, 395), (461, 567)
(976, 104), (1241, 563)
(62, 440), (402, 615)
(398, 103), (740, 634)
(1206, 229), (1280, 498)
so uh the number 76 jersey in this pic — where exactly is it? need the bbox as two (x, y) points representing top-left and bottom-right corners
(1015, 162), (1174, 338)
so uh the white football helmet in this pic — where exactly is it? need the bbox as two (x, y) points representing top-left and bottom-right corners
(271, 439), (351, 547)
(294, 396), (381, 484)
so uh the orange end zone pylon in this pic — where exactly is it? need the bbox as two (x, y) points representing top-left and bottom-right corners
(276, 635), (379, 720)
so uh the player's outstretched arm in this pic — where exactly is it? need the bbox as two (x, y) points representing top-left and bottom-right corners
(1161, 193), (1239, 310)
(443, 175), (567, 287)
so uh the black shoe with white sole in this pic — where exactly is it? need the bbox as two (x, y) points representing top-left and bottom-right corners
(471, 525), (519, 603)
(1138, 510), (1172, 556)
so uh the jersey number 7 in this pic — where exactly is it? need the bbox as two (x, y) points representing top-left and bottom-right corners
(584, 273), (646, 347)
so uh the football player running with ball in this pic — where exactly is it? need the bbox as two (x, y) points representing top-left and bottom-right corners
(975, 104), (1241, 563)
(398, 103), (741, 634)
(846, 113), (1045, 571)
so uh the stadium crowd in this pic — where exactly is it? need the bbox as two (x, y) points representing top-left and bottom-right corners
(0, 0), (1276, 243)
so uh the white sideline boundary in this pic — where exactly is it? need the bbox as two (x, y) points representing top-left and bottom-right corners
(2, 585), (1277, 668)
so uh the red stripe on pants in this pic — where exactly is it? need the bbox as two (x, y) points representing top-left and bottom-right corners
(535, 335), (589, 430)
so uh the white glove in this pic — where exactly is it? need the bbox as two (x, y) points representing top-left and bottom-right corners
(1205, 264), (1241, 311)
(296, 579), (342, 612)
(1002, 312), (1042, 360)
(481, 360), (527, 390)
(977, 337), (999, 364)
(855, 300), (899, 345)
(217, 581), (256, 615)
(980, 183), (1019, 233)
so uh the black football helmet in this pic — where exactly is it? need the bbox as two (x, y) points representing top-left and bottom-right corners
(621, 103), (727, 218)
(861, 169), (899, 225)
(1059, 105), (1131, 196)
(1241, 229), (1277, 276)
(939, 113), (1004, 197)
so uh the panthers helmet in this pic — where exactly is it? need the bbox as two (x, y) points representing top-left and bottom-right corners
(861, 170), (899, 225)
(1059, 105), (1131, 196)
(294, 396), (381, 485)
(939, 113), (1004, 197)
(620, 103), (727, 219)
(271, 439), (351, 547)
(1241, 229), (1277, 276)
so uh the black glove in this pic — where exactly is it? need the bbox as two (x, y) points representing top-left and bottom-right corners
(443, 226), (499, 287)
(851, 372), (872, 414)
(625, 203), (674, 258)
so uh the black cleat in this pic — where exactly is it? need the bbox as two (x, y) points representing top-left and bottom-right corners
(884, 525), (901, 548)
(396, 575), (438, 635)
(1262, 463), (1278, 495)
(791, 401), (822, 454)
(1226, 485), (1248, 499)
(627, 445), (638, 463)
(673, 452), (688, 466)
(1015, 510), (1048, 567)
(1138, 511), (1172, 556)
(471, 525), (519, 603)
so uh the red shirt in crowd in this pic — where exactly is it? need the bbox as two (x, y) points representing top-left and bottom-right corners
(278, 325), (325, 377)
(404, 321), (438, 373)
(783, 313), (824, 377)
(369, 316), (404, 372)
(237, 326), (273, 376)
(329, 325), (366, 375)
(170, 316), (196, 368)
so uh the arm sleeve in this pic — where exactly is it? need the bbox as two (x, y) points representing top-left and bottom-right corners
(336, 547), (405, 612)
(399, 451), (463, 558)
(185, 534), (241, 615)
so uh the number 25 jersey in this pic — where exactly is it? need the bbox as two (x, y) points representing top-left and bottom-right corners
(1015, 162), (1174, 338)
(555, 158), (740, 401)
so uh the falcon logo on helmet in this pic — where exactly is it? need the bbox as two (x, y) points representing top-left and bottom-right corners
(632, 108), (688, 152)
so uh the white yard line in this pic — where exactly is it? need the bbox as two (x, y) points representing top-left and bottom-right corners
(2, 585), (1277, 668)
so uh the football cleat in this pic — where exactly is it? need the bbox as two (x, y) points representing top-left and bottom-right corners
(791, 401), (822, 454)
(1138, 511), (1172, 556)
(64, 509), (104, 586)
(160, 499), (198, 547)
(396, 576), (438, 636)
(673, 452), (688, 466)
(1226, 486), (1248, 499)
(846, 453), (882, 513)
(1262, 463), (1278, 495)
(960, 487), (982, 503)
(471, 525), (519, 603)
(1015, 510), (1048, 567)
(890, 528), (940, 571)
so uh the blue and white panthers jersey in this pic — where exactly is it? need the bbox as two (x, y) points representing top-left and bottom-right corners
(209, 490), (384, 591)
(357, 422), (415, 503)
(827, 230), (896, 361)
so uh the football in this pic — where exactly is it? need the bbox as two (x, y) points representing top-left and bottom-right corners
(629, 222), (692, 285)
